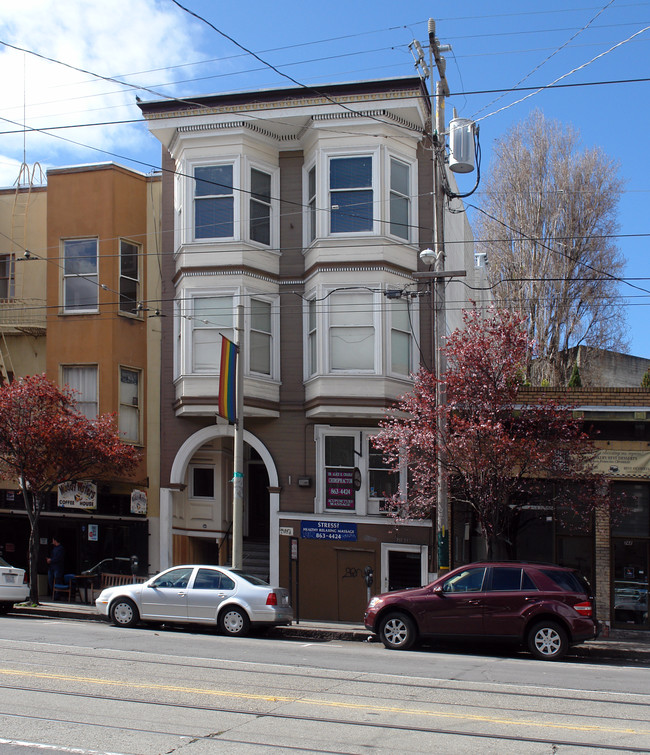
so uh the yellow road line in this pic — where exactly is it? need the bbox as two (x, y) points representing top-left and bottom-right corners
(1, 667), (647, 737)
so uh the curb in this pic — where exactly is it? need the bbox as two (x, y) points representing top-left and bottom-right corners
(8, 604), (650, 663)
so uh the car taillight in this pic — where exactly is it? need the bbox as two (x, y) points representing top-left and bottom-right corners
(23, 573), (28, 584)
(266, 592), (278, 606)
(574, 600), (593, 617)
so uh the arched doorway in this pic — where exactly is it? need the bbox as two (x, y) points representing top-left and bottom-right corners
(160, 426), (280, 582)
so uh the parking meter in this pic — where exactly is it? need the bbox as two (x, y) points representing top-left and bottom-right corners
(363, 566), (374, 587)
(130, 555), (139, 575)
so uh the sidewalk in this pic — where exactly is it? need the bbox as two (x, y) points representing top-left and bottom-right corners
(9, 601), (650, 664)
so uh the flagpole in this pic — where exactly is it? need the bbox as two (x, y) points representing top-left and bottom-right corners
(231, 302), (245, 570)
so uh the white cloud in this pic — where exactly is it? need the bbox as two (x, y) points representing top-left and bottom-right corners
(0, 0), (207, 183)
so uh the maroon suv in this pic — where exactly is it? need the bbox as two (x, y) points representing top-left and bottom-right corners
(364, 561), (599, 660)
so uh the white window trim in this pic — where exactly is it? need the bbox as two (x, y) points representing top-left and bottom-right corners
(62, 237), (99, 314)
(324, 287), (381, 374)
(323, 146), (381, 238)
(314, 426), (407, 517)
(303, 293), (319, 381)
(189, 463), (216, 500)
(384, 149), (418, 244)
(302, 160), (317, 248)
(185, 156), (241, 245)
(243, 289), (280, 382)
(181, 288), (238, 376)
(386, 291), (419, 379)
(243, 157), (279, 250)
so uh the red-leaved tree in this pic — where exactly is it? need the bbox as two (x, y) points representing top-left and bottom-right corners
(0, 374), (141, 603)
(374, 307), (614, 560)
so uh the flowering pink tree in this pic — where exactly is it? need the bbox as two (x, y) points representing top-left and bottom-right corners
(374, 307), (612, 559)
(0, 375), (140, 603)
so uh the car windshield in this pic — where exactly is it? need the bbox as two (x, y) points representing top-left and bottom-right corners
(230, 570), (270, 586)
(0, 557), (10, 568)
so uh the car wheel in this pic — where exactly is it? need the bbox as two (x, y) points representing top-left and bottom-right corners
(527, 620), (568, 661)
(219, 606), (250, 637)
(110, 598), (139, 628)
(378, 612), (416, 650)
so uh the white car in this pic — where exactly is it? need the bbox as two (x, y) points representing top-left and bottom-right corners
(96, 564), (292, 636)
(0, 557), (29, 613)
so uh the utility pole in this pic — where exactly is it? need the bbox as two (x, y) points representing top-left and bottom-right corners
(412, 19), (453, 574)
(231, 301), (245, 570)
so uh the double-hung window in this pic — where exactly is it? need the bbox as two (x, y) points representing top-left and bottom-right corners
(119, 367), (141, 443)
(63, 238), (98, 312)
(329, 291), (375, 371)
(307, 166), (316, 243)
(191, 296), (234, 372)
(194, 165), (234, 239)
(389, 298), (412, 376)
(62, 365), (98, 419)
(389, 158), (410, 240)
(307, 299), (318, 377)
(250, 168), (272, 245)
(119, 240), (140, 314)
(249, 298), (272, 375)
(329, 156), (373, 233)
(0, 255), (14, 299)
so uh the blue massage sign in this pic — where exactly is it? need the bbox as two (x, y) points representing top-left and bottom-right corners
(300, 521), (358, 541)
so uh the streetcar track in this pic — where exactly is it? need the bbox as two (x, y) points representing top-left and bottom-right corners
(1, 700), (649, 753)
(0, 641), (648, 711)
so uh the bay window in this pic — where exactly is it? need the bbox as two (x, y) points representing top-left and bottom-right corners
(62, 365), (98, 419)
(194, 165), (234, 239)
(329, 291), (375, 371)
(63, 238), (98, 312)
(249, 298), (272, 375)
(389, 158), (410, 240)
(119, 367), (141, 443)
(250, 168), (272, 245)
(329, 156), (373, 233)
(191, 296), (234, 372)
(119, 239), (140, 313)
(389, 298), (412, 376)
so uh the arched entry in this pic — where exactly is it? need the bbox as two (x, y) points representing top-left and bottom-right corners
(160, 425), (280, 583)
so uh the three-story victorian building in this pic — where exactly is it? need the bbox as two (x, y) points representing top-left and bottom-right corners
(140, 77), (477, 620)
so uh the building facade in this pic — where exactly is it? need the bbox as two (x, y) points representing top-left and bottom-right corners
(140, 77), (479, 621)
(0, 163), (161, 591)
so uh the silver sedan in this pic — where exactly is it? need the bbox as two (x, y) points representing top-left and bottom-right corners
(0, 557), (29, 613)
(95, 565), (292, 636)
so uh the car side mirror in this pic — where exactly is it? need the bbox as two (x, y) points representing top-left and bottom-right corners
(433, 585), (444, 596)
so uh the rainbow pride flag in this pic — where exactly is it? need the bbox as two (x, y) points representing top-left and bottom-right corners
(218, 336), (238, 423)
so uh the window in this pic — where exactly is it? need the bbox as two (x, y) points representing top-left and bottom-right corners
(152, 568), (192, 589)
(194, 165), (234, 239)
(63, 238), (98, 312)
(193, 568), (234, 590)
(191, 296), (234, 372)
(0, 255), (14, 299)
(442, 567), (486, 593)
(250, 168), (271, 245)
(389, 158), (410, 239)
(119, 240), (140, 313)
(490, 567), (537, 591)
(249, 298), (272, 375)
(119, 368), (140, 443)
(368, 446), (399, 503)
(307, 299), (318, 376)
(307, 165), (316, 243)
(389, 298), (412, 376)
(325, 435), (356, 511)
(329, 156), (373, 233)
(329, 291), (375, 371)
(191, 465), (215, 499)
(62, 365), (98, 419)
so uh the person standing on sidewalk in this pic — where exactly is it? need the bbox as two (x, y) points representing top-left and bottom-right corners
(47, 537), (65, 595)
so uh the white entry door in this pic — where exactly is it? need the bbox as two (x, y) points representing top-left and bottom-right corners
(380, 544), (429, 593)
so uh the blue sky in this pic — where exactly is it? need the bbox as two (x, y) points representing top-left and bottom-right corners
(1, 1), (648, 357)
